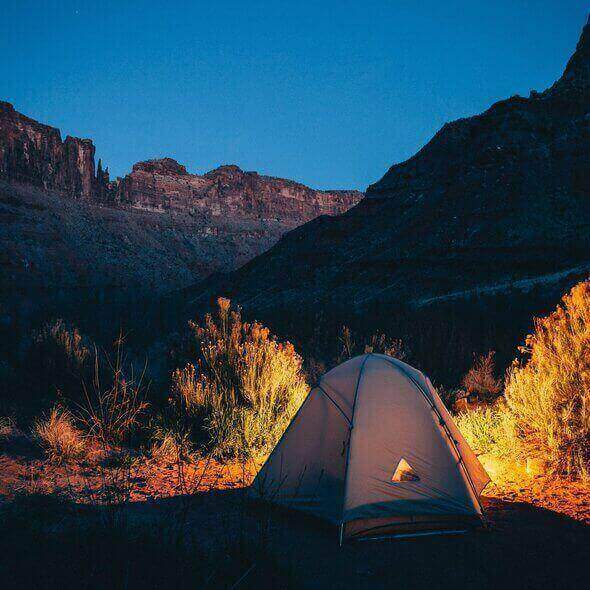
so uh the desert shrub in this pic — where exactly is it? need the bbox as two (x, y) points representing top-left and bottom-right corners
(505, 280), (590, 477)
(149, 417), (193, 464)
(455, 405), (515, 457)
(337, 325), (408, 364)
(33, 405), (87, 463)
(460, 351), (502, 401)
(29, 319), (90, 398)
(0, 415), (16, 441)
(171, 297), (307, 459)
(78, 335), (149, 446)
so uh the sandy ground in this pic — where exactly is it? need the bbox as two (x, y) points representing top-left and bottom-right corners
(1, 449), (589, 589)
(2, 450), (589, 524)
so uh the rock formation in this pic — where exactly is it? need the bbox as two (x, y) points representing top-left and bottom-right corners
(186, 17), (590, 380)
(0, 101), (109, 199)
(0, 101), (361, 221)
(116, 158), (361, 221)
(0, 103), (362, 295)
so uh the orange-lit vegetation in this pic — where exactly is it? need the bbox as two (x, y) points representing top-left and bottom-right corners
(455, 280), (590, 479)
(505, 280), (590, 477)
(1, 283), (590, 533)
(170, 297), (307, 459)
(33, 405), (87, 464)
(78, 335), (149, 445)
(460, 351), (502, 403)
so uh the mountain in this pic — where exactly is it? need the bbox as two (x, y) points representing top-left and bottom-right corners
(0, 105), (362, 294)
(186, 18), (590, 379)
(0, 101), (110, 200)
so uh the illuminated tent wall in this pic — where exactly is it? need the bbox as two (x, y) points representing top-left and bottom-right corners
(251, 353), (490, 543)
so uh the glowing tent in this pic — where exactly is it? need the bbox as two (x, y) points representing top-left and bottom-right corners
(251, 353), (489, 542)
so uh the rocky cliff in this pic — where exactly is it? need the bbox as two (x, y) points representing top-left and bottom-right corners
(116, 158), (361, 220)
(185, 17), (590, 380)
(0, 100), (361, 220)
(0, 104), (362, 295)
(0, 101), (109, 199)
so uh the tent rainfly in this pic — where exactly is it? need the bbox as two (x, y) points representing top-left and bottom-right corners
(250, 353), (490, 543)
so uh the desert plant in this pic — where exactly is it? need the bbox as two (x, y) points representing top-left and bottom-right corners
(78, 334), (149, 446)
(0, 415), (16, 441)
(149, 417), (193, 464)
(171, 297), (307, 459)
(337, 325), (408, 363)
(33, 405), (87, 464)
(455, 405), (515, 457)
(505, 280), (590, 476)
(29, 319), (90, 399)
(460, 351), (502, 401)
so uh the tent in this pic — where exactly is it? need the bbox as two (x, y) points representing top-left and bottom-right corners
(251, 353), (490, 543)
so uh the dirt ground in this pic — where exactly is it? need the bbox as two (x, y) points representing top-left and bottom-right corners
(1, 450), (589, 589)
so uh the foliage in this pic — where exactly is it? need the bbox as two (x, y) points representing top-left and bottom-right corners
(171, 297), (308, 459)
(455, 404), (516, 458)
(460, 351), (502, 400)
(337, 325), (408, 364)
(505, 280), (590, 477)
(29, 319), (90, 399)
(148, 416), (193, 464)
(33, 405), (87, 464)
(78, 334), (149, 445)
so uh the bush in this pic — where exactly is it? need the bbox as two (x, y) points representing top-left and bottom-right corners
(78, 335), (149, 446)
(171, 298), (307, 459)
(148, 417), (193, 464)
(29, 319), (90, 399)
(505, 280), (590, 477)
(34, 406), (87, 464)
(460, 351), (502, 401)
(0, 416), (17, 442)
(337, 325), (408, 364)
(455, 405), (515, 457)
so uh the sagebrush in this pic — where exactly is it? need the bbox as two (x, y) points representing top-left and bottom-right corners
(171, 297), (307, 459)
(504, 281), (590, 477)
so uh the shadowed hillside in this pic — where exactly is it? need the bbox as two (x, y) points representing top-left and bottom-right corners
(182, 18), (590, 382)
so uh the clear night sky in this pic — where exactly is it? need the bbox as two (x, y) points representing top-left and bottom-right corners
(2, 1), (587, 190)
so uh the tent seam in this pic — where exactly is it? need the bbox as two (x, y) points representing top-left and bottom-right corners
(316, 384), (352, 426)
(339, 353), (371, 540)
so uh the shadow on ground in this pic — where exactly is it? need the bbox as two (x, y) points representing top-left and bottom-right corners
(0, 486), (588, 589)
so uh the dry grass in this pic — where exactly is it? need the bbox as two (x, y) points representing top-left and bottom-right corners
(149, 419), (193, 464)
(505, 280), (590, 477)
(33, 406), (87, 464)
(78, 335), (149, 445)
(461, 351), (502, 401)
(33, 319), (89, 369)
(171, 297), (308, 459)
(0, 416), (17, 442)
(337, 325), (408, 364)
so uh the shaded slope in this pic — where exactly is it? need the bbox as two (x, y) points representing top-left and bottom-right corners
(192, 19), (590, 319)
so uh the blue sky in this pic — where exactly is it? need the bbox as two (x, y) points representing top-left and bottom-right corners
(1, 1), (586, 190)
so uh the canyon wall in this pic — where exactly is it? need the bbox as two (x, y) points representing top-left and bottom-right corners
(0, 101), (109, 199)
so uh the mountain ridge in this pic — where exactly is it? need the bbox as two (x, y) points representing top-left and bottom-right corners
(182, 17), (590, 373)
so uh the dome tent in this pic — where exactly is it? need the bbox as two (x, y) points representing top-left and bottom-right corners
(250, 354), (490, 543)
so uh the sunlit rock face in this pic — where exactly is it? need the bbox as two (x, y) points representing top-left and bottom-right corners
(116, 158), (362, 221)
